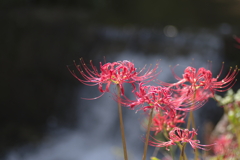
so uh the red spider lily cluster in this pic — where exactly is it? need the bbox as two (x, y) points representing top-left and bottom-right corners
(69, 58), (239, 158)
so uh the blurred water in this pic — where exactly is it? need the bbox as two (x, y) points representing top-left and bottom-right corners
(4, 27), (225, 160)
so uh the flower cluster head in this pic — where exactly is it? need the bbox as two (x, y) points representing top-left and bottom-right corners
(162, 64), (239, 98)
(149, 127), (215, 151)
(69, 58), (239, 157)
(125, 84), (174, 112)
(68, 58), (160, 98)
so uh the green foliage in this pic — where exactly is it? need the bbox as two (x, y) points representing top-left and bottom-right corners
(215, 89), (240, 130)
(213, 89), (240, 159)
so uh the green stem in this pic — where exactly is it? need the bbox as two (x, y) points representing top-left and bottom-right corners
(186, 89), (199, 160)
(186, 110), (193, 129)
(142, 108), (154, 160)
(177, 143), (188, 160)
(181, 143), (186, 160)
(117, 84), (128, 160)
(187, 88), (195, 129)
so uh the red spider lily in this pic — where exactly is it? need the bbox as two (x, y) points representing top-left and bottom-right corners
(68, 58), (160, 98)
(122, 83), (187, 113)
(213, 134), (238, 158)
(149, 127), (215, 151)
(122, 83), (204, 113)
(151, 111), (185, 135)
(187, 65), (238, 95)
(160, 64), (239, 98)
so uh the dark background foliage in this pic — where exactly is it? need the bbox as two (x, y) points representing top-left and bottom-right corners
(1, 0), (240, 158)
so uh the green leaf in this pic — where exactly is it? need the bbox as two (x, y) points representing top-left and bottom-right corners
(150, 157), (161, 160)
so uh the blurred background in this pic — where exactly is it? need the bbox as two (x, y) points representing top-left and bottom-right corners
(1, 0), (240, 160)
